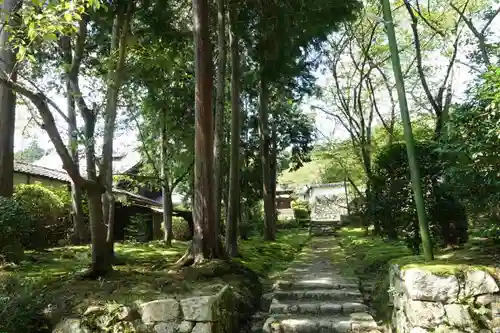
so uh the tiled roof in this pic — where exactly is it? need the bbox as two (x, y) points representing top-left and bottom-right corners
(14, 162), (71, 182)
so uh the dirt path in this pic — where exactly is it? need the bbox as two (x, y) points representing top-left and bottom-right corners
(261, 236), (381, 333)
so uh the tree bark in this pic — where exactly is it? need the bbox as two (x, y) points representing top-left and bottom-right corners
(101, 3), (133, 255)
(84, 113), (112, 276)
(270, 112), (278, 212)
(67, 82), (87, 243)
(226, 2), (240, 257)
(0, 20), (110, 276)
(61, 36), (86, 244)
(258, 74), (276, 241)
(0, 0), (18, 198)
(192, 0), (222, 263)
(213, 0), (226, 254)
(161, 109), (173, 246)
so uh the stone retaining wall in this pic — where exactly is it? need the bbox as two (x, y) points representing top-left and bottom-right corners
(53, 285), (241, 333)
(389, 264), (500, 333)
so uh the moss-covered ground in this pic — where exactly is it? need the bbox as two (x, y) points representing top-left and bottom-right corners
(0, 228), (309, 332)
(334, 227), (500, 324)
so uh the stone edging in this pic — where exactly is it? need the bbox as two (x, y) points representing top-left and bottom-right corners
(389, 264), (500, 333)
(53, 285), (240, 333)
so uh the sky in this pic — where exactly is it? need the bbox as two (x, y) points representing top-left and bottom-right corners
(14, 5), (500, 169)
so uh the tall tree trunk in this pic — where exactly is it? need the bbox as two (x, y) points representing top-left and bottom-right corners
(161, 109), (173, 246)
(61, 36), (86, 244)
(270, 112), (278, 211)
(0, 0), (17, 198)
(101, 4), (132, 255)
(226, 2), (240, 257)
(84, 116), (112, 276)
(192, 0), (221, 263)
(213, 0), (226, 253)
(67, 80), (86, 243)
(258, 74), (276, 241)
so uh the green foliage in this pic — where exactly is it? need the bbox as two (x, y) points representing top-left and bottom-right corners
(314, 140), (365, 186)
(478, 224), (500, 243)
(125, 213), (151, 242)
(239, 201), (265, 240)
(291, 199), (310, 220)
(13, 183), (65, 249)
(0, 197), (33, 263)
(276, 218), (300, 229)
(9, 0), (102, 62)
(279, 159), (328, 188)
(236, 228), (310, 277)
(372, 141), (468, 253)
(440, 67), (500, 216)
(372, 114), (435, 149)
(14, 141), (46, 163)
(171, 217), (191, 241)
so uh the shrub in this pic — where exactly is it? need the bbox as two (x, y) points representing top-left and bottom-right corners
(172, 216), (191, 241)
(125, 213), (151, 242)
(276, 218), (299, 229)
(372, 141), (468, 253)
(240, 201), (265, 239)
(45, 185), (77, 244)
(13, 183), (65, 249)
(0, 196), (33, 262)
(480, 224), (500, 243)
(291, 199), (310, 220)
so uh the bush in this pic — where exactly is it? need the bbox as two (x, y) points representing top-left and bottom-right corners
(239, 200), (265, 239)
(277, 218), (299, 229)
(0, 196), (33, 262)
(372, 141), (468, 253)
(125, 213), (151, 242)
(291, 199), (310, 220)
(172, 217), (191, 241)
(13, 183), (65, 249)
(45, 185), (78, 244)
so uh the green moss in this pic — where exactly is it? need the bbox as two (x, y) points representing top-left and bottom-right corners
(236, 228), (310, 277)
(392, 236), (499, 276)
(0, 228), (310, 332)
(334, 228), (411, 324)
(335, 227), (500, 324)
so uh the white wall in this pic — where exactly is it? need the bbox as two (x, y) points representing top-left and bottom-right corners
(308, 186), (345, 204)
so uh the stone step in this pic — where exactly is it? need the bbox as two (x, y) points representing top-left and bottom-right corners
(262, 313), (380, 333)
(269, 299), (369, 315)
(274, 279), (359, 291)
(273, 289), (363, 302)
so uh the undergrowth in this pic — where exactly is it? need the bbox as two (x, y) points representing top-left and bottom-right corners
(0, 228), (309, 333)
(336, 227), (500, 324)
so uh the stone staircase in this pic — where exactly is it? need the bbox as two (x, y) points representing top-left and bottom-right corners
(262, 238), (381, 333)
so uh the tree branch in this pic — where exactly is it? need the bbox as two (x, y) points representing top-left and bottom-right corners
(404, 0), (441, 115)
(171, 159), (195, 190)
(0, 77), (96, 189)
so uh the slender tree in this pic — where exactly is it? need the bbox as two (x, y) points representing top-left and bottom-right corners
(61, 36), (86, 243)
(0, 0), (18, 198)
(213, 0), (227, 252)
(161, 109), (173, 246)
(226, 0), (240, 257)
(381, 0), (434, 261)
